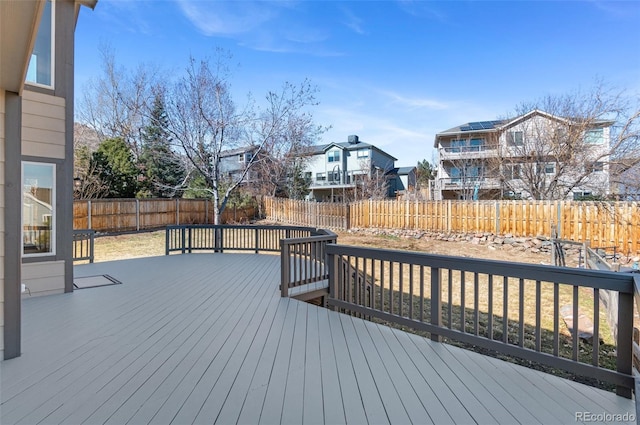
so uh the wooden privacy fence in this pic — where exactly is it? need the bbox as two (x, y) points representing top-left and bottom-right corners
(73, 199), (256, 233)
(264, 197), (350, 230)
(264, 197), (640, 254)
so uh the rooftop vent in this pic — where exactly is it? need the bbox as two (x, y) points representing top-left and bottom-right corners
(348, 135), (359, 144)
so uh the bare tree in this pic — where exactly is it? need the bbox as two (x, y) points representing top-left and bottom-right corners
(77, 44), (159, 159)
(163, 53), (324, 224)
(494, 82), (640, 200)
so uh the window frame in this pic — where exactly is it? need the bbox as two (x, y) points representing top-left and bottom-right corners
(544, 162), (556, 175)
(327, 150), (340, 163)
(356, 149), (369, 158)
(25, 0), (55, 89)
(507, 131), (524, 147)
(22, 161), (56, 257)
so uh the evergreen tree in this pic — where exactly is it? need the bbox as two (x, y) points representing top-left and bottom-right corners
(91, 137), (138, 198)
(138, 94), (185, 198)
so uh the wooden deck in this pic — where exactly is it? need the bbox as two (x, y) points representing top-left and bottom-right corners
(1, 254), (635, 424)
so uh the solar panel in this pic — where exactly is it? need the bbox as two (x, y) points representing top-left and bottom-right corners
(469, 122), (484, 130)
(460, 125), (471, 131)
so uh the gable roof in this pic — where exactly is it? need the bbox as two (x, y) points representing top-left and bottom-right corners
(306, 139), (397, 161)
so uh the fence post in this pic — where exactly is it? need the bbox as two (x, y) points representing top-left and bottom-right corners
(205, 200), (209, 224)
(345, 203), (350, 230)
(447, 201), (452, 233)
(136, 199), (140, 231)
(431, 267), (442, 342)
(495, 201), (500, 235)
(616, 290), (634, 398)
(87, 200), (92, 229)
(176, 199), (180, 225)
(556, 201), (562, 239)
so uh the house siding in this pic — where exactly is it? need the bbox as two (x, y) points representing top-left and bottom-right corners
(21, 90), (66, 159)
(0, 90), (5, 355)
(22, 261), (65, 297)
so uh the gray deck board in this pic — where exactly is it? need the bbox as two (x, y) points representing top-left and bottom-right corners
(1, 254), (635, 425)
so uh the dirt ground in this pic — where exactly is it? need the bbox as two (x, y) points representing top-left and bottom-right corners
(333, 229), (559, 265)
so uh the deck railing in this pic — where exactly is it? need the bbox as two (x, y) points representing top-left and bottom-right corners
(326, 243), (639, 398)
(280, 230), (337, 297)
(165, 224), (319, 254)
(72, 229), (95, 263)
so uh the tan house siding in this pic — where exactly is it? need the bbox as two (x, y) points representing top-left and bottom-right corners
(22, 261), (65, 297)
(0, 90), (5, 355)
(21, 90), (66, 159)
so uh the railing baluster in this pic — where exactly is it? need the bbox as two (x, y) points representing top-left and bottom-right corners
(553, 282), (559, 357)
(431, 267), (442, 342)
(519, 278), (525, 347)
(536, 280), (542, 352)
(460, 271), (466, 333)
(593, 288), (600, 367)
(399, 262), (404, 317)
(389, 261), (394, 316)
(488, 274), (493, 340)
(448, 270), (452, 328)
(572, 285), (579, 361)
(474, 272), (479, 336)
(420, 265), (425, 323)
(502, 275), (508, 343)
(409, 264), (414, 320)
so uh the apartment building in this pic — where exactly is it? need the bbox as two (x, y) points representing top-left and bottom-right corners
(434, 110), (612, 200)
(1, 0), (97, 359)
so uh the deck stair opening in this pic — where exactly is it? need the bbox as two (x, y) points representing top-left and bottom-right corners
(73, 275), (122, 289)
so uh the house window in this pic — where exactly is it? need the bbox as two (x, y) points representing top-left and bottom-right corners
(26, 0), (54, 88)
(573, 191), (592, 200)
(357, 149), (369, 158)
(544, 163), (555, 174)
(327, 151), (340, 163)
(504, 164), (521, 180)
(585, 128), (604, 144)
(316, 173), (326, 181)
(238, 154), (244, 162)
(507, 131), (524, 146)
(328, 171), (340, 182)
(591, 161), (604, 172)
(22, 162), (56, 256)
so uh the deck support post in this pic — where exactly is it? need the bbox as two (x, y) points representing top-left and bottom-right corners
(280, 240), (289, 297)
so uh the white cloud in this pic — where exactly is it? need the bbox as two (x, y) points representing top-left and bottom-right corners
(176, 0), (278, 36)
(340, 7), (366, 35)
(381, 90), (451, 110)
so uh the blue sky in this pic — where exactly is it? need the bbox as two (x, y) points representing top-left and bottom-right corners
(74, 0), (640, 167)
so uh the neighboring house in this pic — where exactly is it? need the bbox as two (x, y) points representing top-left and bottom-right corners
(434, 110), (612, 200)
(387, 166), (417, 196)
(304, 135), (397, 202)
(1, 0), (97, 360)
(218, 146), (259, 183)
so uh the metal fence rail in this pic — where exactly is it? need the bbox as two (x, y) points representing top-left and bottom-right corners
(72, 229), (95, 263)
(325, 243), (638, 398)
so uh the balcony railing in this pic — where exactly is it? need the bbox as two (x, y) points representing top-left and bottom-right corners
(439, 177), (502, 189)
(439, 145), (497, 160)
(325, 243), (639, 398)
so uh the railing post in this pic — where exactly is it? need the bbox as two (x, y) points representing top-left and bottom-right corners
(188, 227), (193, 254)
(431, 267), (442, 342)
(328, 248), (337, 310)
(255, 227), (259, 254)
(181, 227), (186, 254)
(281, 240), (289, 297)
(617, 290), (634, 398)
(165, 228), (170, 255)
(89, 231), (94, 263)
